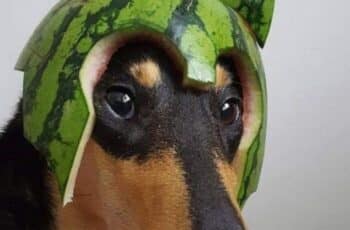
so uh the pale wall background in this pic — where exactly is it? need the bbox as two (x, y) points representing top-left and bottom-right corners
(1, 1), (350, 229)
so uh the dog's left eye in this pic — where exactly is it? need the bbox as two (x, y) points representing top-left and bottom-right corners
(106, 86), (135, 119)
(220, 97), (242, 125)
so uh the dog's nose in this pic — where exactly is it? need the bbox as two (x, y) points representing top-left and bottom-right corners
(168, 96), (245, 230)
(191, 198), (245, 230)
(177, 145), (245, 230)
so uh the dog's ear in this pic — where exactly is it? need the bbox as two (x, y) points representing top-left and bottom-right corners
(222, 0), (275, 47)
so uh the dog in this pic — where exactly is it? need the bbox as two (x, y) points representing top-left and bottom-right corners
(0, 41), (246, 229)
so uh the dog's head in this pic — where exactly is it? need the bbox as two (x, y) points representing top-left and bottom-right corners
(82, 42), (244, 229)
(16, 0), (274, 229)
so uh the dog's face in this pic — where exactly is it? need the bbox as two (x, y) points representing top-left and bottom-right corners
(81, 42), (245, 229)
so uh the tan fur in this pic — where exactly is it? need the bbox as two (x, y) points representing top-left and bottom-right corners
(56, 140), (192, 230)
(129, 59), (161, 88)
(214, 156), (247, 229)
(215, 65), (232, 89)
(54, 63), (243, 229)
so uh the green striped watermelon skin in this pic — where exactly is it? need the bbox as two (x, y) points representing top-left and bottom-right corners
(16, 0), (269, 206)
(220, 0), (275, 47)
(229, 9), (268, 206)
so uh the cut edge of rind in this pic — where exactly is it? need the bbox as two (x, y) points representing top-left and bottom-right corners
(227, 51), (265, 207)
(62, 32), (129, 205)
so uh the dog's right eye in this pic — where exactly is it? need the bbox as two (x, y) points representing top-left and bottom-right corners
(220, 97), (242, 125)
(106, 86), (135, 119)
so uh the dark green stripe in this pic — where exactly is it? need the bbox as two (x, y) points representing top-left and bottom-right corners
(237, 137), (260, 206)
(165, 0), (205, 45)
(231, 0), (274, 46)
(23, 5), (83, 117)
(228, 8), (249, 52)
(34, 0), (131, 186)
(236, 0), (268, 45)
(35, 0), (130, 149)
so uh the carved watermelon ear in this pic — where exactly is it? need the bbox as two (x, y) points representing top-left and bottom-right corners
(221, 0), (275, 47)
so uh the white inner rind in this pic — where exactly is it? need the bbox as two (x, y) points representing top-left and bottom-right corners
(63, 33), (125, 206)
(233, 54), (264, 196)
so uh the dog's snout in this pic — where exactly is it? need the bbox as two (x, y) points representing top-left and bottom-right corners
(175, 143), (245, 230)
(193, 200), (245, 230)
(164, 95), (245, 230)
(92, 42), (246, 229)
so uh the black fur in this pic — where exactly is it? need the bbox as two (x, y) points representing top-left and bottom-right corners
(0, 102), (55, 230)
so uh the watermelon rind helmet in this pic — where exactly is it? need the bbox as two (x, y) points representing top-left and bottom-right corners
(15, 0), (274, 206)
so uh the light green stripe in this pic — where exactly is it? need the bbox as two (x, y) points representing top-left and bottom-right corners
(196, 0), (234, 52)
(179, 24), (216, 83)
(115, 0), (182, 31)
(49, 88), (89, 192)
(26, 0), (112, 142)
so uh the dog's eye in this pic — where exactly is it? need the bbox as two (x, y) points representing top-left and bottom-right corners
(220, 97), (242, 125)
(106, 86), (135, 119)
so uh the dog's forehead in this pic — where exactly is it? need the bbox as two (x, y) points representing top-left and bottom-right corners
(126, 58), (233, 90)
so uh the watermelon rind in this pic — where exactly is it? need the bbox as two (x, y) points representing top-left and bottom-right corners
(15, 0), (270, 207)
(220, 0), (275, 47)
